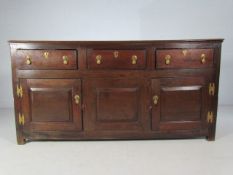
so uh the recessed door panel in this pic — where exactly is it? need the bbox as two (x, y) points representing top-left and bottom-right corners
(21, 79), (82, 131)
(83, 79), (148, 131)
(151, 77), (208, 131)
(160, 86), (202, 122)
(96, 87), (139, 122)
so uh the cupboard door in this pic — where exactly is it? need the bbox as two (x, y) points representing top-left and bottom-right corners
(151, 77), (208, 131)
(83, 79), (149, 131)
(21, 79), (82, 131)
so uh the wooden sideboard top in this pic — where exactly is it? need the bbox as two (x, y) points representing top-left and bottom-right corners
(9, 39), (224, 44)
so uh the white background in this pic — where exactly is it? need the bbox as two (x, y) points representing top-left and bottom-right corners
(0, 0), (233, 108)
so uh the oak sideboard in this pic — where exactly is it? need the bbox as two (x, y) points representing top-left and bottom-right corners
(9, 39), (223, 144)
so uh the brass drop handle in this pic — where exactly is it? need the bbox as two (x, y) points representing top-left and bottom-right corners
(131, 55), (138, 65)
(96, 55), (102, 64)
(74, 95), (80, 104)
(43, 51), (49, 59)
(63, 55), (69, 65)
(26, 55), (32, 65)
(153, 95), (159, 105)
(201, 53), (206, 64)
(165, 55), (171, 65)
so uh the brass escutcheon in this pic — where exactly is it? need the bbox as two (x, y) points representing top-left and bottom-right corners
(153, 95), (159, 105)
(43, 51), (49, 59)
(182, 49), (188, 56)
(113, 51), (119, 58)
(131, 55), (137, 65)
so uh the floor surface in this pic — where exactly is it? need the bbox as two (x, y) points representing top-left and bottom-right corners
(0, 106), (233, 175)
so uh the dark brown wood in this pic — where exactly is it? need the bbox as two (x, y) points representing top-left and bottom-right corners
(21, 79), (82, 131)
(87, 49), (146, 69)
(151, 77), (208, 131)
(16, 50), (77, 69)
(156, 49), (213, 69)
(9, 39), (223, 144)
(83, 78), (149, 131)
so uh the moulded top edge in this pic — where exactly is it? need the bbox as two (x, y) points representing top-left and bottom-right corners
(8, 39), (224, 44)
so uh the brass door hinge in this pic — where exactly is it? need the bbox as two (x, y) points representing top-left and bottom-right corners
(18, 113), (25, 125)
(207, 111), (214, 124)
(16, 85), (23, 98)
(209, 83), (215, 96)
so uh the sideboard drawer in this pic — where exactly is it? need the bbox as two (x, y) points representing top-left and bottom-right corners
(16, 50), (77, 69)
(87, 50), (146, 69)
(156, 49), (213, 69)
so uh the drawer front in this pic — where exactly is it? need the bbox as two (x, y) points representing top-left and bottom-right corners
(156, 49), (213, 69)
(87, 50), (146, 69)
(16, 50), (77, 69)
